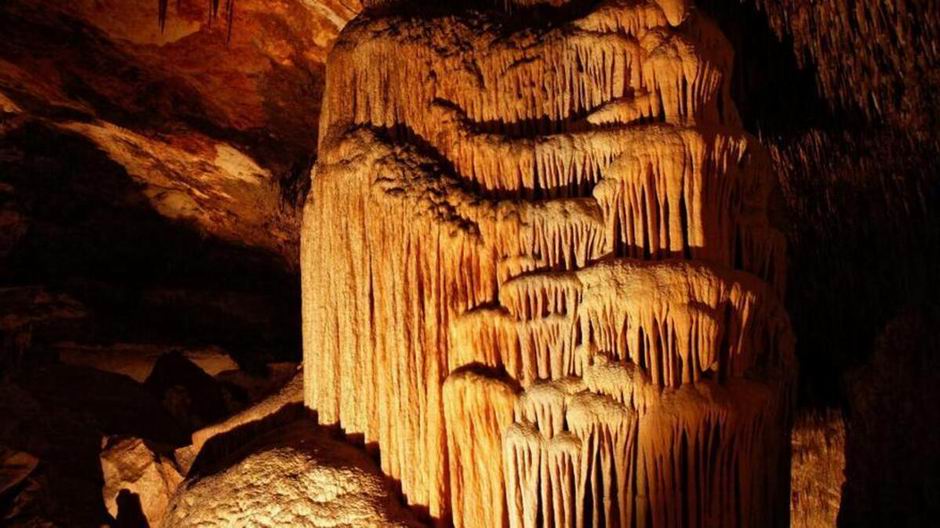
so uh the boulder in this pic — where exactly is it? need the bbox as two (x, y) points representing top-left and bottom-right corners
(144, 351), (232, 432)
(100, 436), (184, 527)
(164, 417), (423, 528)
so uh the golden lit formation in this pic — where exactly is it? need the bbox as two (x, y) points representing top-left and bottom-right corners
(301, 0), (795, 525)
(3, 0), (938, 525)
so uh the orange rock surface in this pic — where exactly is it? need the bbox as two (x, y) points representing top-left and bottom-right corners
(302, 0), (795, 526)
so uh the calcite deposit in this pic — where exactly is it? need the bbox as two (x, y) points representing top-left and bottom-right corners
(302, 0), (795, 526)
(163, 417), (423, 528)
(789, 409), (846, 528)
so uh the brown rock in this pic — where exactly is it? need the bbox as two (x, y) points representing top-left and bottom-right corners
(790, 409), (846, 528)
(100, 436), (184, 527)
(190, 367), (303, 457)
(145, 351), (232, 432)
(56, 342), (238, 384)
(0, 446), (38, 497)
(164, 417), (423, 528)
(55, 119), (296, 260)
(0, 0), (358, 264)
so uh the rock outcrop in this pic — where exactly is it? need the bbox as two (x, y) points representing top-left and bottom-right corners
(302, 0), (795, 526)
(0, 0), (359, 263)
(164, 417), (423, 528)
(0, 447), (37, 498)
(0, 0), (348, 371)
(189, 367), (303, 456)
(56, 342), (238, 383)
(789, 409), (845, 528)
(100, 436), (184, 527)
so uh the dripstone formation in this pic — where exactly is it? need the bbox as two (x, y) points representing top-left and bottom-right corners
(301, 0), (796, 526)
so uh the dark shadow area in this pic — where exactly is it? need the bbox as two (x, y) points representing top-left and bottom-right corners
(696, 0), (846, 136)
(114, 489), (149, 528)
(699, 1), (940, 525)
(1, 120), (300, 368)
(187, 402), (308, 479)
(697, 0), (940, 408)
(144, 350), (233, 431)
(0, 110), (301, 526)
(0, 365), (181, 526)
(838, 308), (940, 526)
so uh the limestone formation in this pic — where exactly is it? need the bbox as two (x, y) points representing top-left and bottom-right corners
(301, 0), (795, 526)
(789, 409), (846, 528)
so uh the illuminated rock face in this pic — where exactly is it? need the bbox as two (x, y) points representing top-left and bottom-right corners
(302, 0), (795, 525)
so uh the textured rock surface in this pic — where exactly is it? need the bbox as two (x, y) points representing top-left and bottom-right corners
(790, 409), (845, 528)
(189, 367), (303, 456)
(302, 1), (794, 525)
(0, 0), (357, 263)
(100, 436), (184, 527)
(164, 417), (423, 528)
(0, 0), (357, 213)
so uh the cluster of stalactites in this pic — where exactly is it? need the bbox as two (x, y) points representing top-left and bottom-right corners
(317, 1), (786, 288)
(452, 259), (791, 389)
(303, 0), (794, 525)
(503, 371), (789, 528)
(505, 380), (638, 528)
(320, 1), (738, 154)
(305, 123), (791, 523)
(359, 0), (691, 25)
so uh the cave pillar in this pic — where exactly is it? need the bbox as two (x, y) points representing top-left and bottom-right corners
(302, 0), (795, 525)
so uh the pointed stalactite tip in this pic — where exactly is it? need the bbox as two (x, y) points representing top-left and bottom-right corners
(158, 0), (168, 31)
(157, 0), (236, 42)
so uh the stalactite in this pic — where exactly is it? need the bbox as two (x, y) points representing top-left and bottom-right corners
(443, 367), (519, 527)
(302, 0), (795, 525)
(156, 0), (236, 41)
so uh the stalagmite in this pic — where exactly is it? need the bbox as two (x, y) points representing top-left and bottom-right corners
(301, 0), (795, 525)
